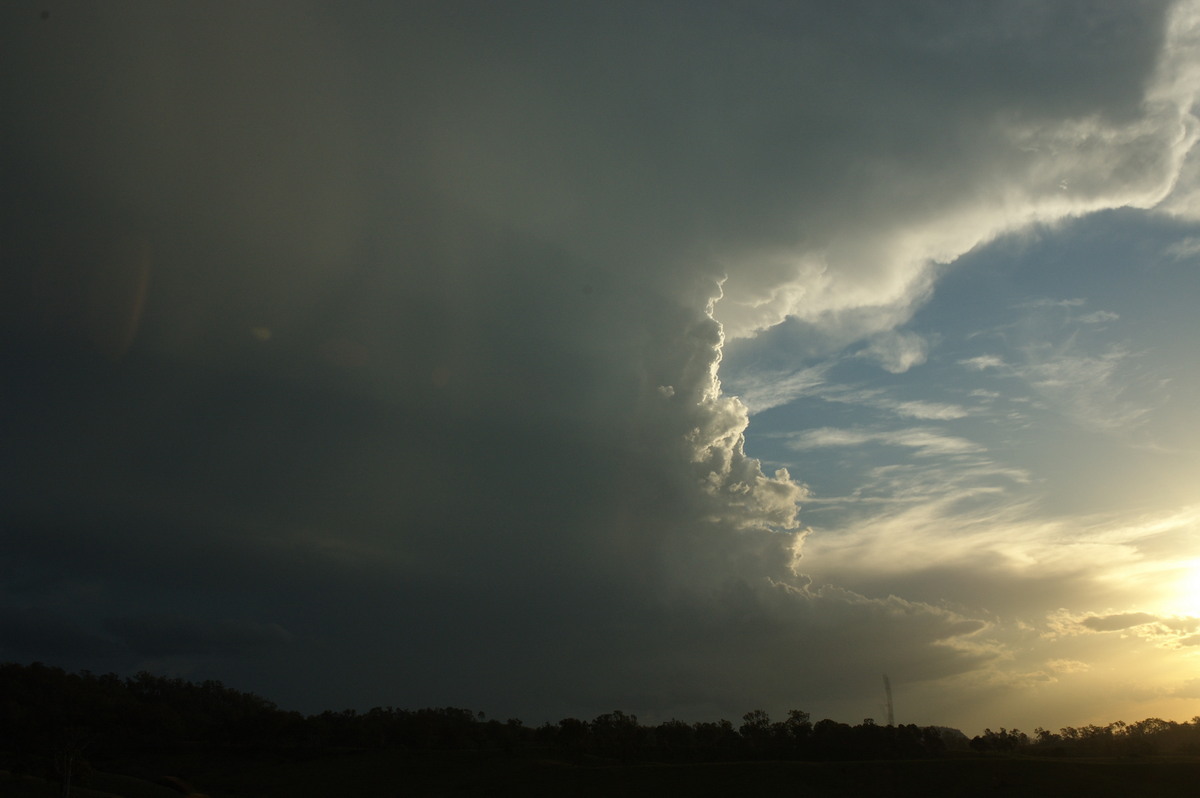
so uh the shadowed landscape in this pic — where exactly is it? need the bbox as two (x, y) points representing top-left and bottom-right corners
(5, 663), (1200, 797)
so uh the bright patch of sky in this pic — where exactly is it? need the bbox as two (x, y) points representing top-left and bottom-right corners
(723, 208), (1200, 725)
(726, 209), (1200, 516)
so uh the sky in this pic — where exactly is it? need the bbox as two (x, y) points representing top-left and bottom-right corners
(2, 0), (1200, 736)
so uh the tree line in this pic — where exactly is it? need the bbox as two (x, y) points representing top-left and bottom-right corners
(970, 719), (1200, 758)
(3, 661), (1200, 791)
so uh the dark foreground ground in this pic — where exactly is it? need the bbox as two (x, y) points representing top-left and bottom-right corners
(5, 751), (1200, 798)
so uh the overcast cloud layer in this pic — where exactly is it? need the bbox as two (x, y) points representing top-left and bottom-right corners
(3, 1), (1200, 732)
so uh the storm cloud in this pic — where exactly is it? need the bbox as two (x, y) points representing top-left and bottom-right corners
(3, 0), (1199, 729)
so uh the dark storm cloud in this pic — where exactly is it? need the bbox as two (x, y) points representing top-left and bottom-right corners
(104, 615), (293, 658)
(2, 0), (1197, 723)
(0, 606), (115, 660)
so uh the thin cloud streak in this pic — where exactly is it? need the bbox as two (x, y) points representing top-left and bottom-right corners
(786, 427), (983, 457)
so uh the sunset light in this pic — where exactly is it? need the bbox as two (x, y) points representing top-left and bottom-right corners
(1168, 560), (1200, 618)
(4, 0), (1200, 757)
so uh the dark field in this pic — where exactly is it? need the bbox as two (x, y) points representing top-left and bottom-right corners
(6, 752), (1200, 798)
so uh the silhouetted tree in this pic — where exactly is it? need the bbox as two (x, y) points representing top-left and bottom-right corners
(554, 717), (590, 761)
(591, 710), (642, 762)
(739, 709), (771, 757)
(653, 719), (696, 758)
(691, 719), (737, 761)
(811, 718), (854, 760)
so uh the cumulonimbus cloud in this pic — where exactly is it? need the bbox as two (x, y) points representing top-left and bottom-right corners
(2, 0), (1199, 726)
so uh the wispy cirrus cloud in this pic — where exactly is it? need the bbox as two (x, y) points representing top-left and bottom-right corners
(785, 426), (983, 457)
(730, 363), (833, 414)
(817, 385), (972, 420)
(957, 294), (1154, 432)
(891, 401), (969, 420)
(1019, 345), (1152, 431)
(960, 355), (1008, 371)
(1019, 297), (1087, 309)
(1077, 310), (1120, 324)
(732, 370), (968, 420)
(1164, 236), (1200, 259)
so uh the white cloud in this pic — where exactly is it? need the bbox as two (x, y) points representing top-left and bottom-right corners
(859, 330), (931, 373)
(1148, 0), (1200, 219)
(883, 429), (984, 456)
(890, 400), (969, 420)
(787, 427), (983, 457)
(788, 427), (875, 450)
(713, 51), (1200, 341)
(731, 366), (970, 419)
(730, 364), (832, 414)
(961, 355), (1008, 371)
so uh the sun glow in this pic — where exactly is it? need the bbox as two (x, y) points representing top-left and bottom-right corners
(1167, 559), (1200, 618)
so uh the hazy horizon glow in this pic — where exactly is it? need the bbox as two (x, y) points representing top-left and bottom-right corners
(3, 0), (1200, 736)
